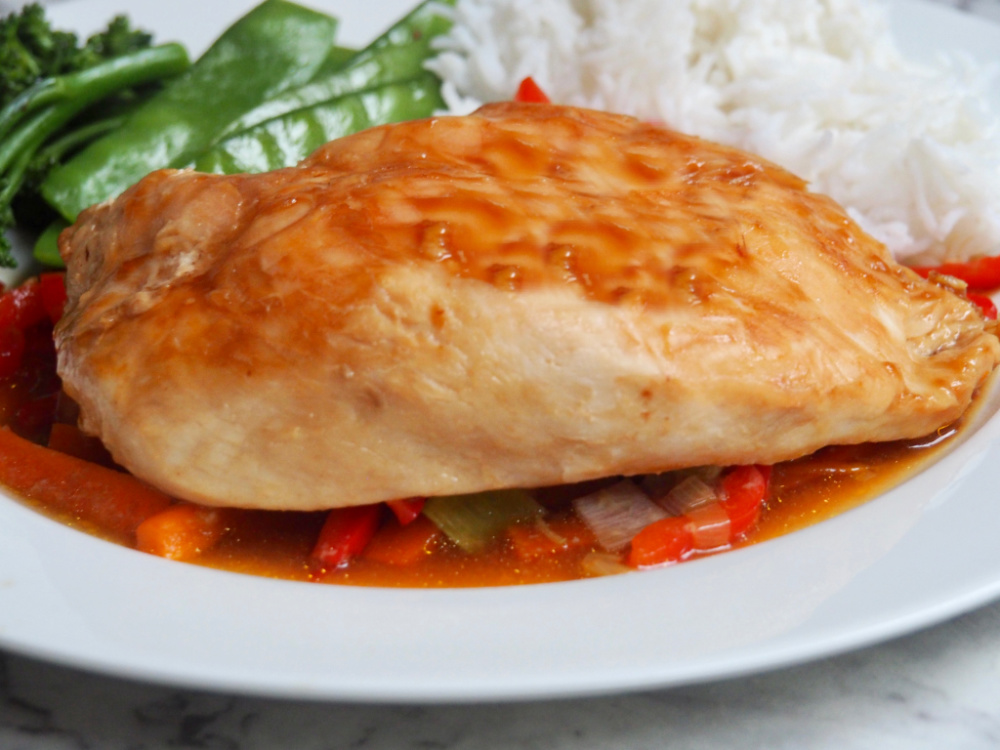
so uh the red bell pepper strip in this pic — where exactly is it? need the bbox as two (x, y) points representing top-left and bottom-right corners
(967, 293), (998, 320)
(310, 504), (382, 569)
(628, 516), (694, 568)
(38, 273), (67, 324)
(912, 256), (1000, 292)
(0, 325), (25, 378)
(514, 76), (550, 104)
(719, 465), (771, 538)
(628, 464), (771, 568)
(0, 279), (48, 331)
(386, 496), (425, 526)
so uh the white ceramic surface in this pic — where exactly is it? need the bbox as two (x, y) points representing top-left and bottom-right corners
(0, 0), (998, 704)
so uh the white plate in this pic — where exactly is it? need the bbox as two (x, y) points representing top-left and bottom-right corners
(1, 0), (999, 703)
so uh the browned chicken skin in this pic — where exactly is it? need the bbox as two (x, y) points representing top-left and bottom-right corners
(55, 102), (999, 510)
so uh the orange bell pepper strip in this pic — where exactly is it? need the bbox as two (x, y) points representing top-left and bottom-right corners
(0, 426), (172, 537)
(363, 515), (441, 566)
(135, 503), (232, 560)
(507, 517), (595, 562)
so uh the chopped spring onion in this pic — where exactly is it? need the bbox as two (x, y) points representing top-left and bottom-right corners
(423, 489), (542, 553)
(573, 480), (668, 552)
(581, 551), (632, 577)
(657, 474), (718, 516)
(640, 466), (722, 502)
(534, 516), (568, 546)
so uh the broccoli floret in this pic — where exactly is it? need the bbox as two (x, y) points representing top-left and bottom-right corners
(83, 15), (153, 62)
(0, 4), (187, 267)
(0, 5), (158, 110)
(0, 4), (81, 108)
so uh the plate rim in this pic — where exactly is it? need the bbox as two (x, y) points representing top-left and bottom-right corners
(1, 0), (999, 704)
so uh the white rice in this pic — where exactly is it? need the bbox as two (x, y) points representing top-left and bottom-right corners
(426, 0), (1000, 264)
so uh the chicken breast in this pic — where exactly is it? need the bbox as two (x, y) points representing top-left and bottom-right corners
(56, 102), (999, 511)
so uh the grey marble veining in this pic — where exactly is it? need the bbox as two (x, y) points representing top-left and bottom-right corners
(961, 0), (1000, 21)
(2, 0), (1000, 748)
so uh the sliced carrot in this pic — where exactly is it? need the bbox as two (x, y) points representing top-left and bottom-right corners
(47, 422), (116, 467)
(135, 503), (232, 560)
(0, 426), (172, 538)
(363, 515), (441, 566)
(507, 517), (595, 562)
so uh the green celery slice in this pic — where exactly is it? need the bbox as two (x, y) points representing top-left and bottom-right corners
(423, 490), (543, 554)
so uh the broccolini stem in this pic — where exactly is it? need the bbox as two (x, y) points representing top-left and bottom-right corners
(0, 104), (58, 175)
(34, 114), (125, 165)
(0, 43), (189, 142)
(0, 143), (33, 206)
(0, 43), (189, 267)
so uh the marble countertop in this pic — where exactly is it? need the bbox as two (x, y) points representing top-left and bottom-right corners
(7, 601), (1000, 749)
(3, 0), (1000, 748)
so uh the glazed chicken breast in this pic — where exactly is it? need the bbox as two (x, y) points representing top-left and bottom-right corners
(55, 102), (999, 511)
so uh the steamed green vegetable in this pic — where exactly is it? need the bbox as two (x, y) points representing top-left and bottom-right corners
(193, 72), (446, 174)
(40, 0), (342, 222)
(26, 0), (456, 269)
(424, 491), (543, 553)
(0, 5), (186, 267)
(219, 0), (455, 138)
(0, 4), (155, 108)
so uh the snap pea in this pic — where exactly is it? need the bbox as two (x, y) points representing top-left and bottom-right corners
(219, 0), (455, 139)
(192, 71), (446, 175)
(318, 45), (359, 74)
(32, 219), (64, 267)
(40, 0), (341, 221)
